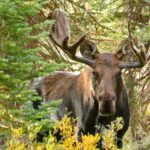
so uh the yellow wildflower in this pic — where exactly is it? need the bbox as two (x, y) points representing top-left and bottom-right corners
(82, 133), (100, 150)
(11, 127), (23, 138)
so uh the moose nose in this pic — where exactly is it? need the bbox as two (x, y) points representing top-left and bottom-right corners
(99, 94), (116, 101)
(99, 94), (116, 116)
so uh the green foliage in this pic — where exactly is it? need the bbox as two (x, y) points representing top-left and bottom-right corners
(5, 100), (62, 150)
(0, 0), (149, 149)
(0, 0), (67, 146)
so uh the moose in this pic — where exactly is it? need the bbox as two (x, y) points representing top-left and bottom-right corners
(33, 9), (149, 149)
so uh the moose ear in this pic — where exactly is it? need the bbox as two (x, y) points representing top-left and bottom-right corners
(115, 44), (128, 60)
(115, 49), (126, 60)
(80, 39), (99, 59)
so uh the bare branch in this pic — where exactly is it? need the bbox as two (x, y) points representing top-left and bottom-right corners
(128, 0), (134, 40)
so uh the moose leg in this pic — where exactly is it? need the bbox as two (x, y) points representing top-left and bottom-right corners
(74, 98), (85, 142)
(75, 111), (85, 142)
(76, 126), (83, 142)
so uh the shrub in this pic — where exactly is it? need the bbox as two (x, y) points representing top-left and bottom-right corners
(6, 110), (123, 150)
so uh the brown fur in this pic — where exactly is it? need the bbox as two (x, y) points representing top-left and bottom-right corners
(38, 67), (95, 106)
(39, 72), (77, 101)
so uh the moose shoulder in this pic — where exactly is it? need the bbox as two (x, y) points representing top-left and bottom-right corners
(33, 9), (148, 149)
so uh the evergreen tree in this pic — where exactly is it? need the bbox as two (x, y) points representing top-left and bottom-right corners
(0, 0), (65, 145)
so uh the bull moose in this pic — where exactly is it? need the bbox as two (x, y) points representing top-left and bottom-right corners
(33, 9), (148, 149)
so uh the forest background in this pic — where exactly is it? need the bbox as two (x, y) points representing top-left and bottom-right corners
(0, 0), (150, 149)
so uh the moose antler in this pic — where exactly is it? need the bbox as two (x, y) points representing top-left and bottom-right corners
(50, 9), (95, 67)
(119, 39), (148, 69)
